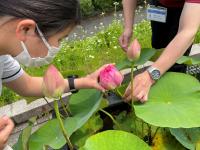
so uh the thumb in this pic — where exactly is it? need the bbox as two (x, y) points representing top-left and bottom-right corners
(0, 116), (9, 129)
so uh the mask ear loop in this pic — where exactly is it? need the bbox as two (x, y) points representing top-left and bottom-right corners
(20, 41), (30, 55)
(35, 24), (51, 50)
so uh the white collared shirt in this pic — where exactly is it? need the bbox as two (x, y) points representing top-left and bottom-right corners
(0, 55), (24, 95)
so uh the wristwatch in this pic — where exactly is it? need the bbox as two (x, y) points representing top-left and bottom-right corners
(147, 66), (161, 81)
(67, 75), (79, 93)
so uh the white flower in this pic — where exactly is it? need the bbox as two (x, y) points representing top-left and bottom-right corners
(119, 14), (123, 17)
(113, 2), (119, 6)
(139, 6), (143, 9)
(101, 12), (105, 16)
(73, 33), (77, 37)
(89, 55), (95, 59)
(100, 22), (104, 26)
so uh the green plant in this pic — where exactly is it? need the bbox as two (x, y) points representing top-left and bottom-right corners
(80, 0), (94, 17)
(92, 0), (115, 12)
(13, 42), (200, 149)
(2, 19), (200, 149)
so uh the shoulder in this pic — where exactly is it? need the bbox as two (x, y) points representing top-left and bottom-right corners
(0, 55), (24, 83)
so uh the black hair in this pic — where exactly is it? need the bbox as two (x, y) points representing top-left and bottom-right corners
(0, 0), (81, 36)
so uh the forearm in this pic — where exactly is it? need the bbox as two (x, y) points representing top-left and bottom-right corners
(122, 0), (137, 30)
(5, 75), (44, 97)
(64, 77), (88, 92)
(5, 72), (95, 97)
(152, 2), (200, 75)
(152, 30), (196, 75)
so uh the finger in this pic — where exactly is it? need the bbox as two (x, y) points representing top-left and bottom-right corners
(136, 91), (145, 101)
(124, 78), (139, 98)
(123, 36), (129, 48)
(141, 88), (150, 102)
(141, 94), (148, 103)
(119, 35), (128, 52)
(94, 83), (106, 93)
(119, 36), (123, 47)
(123, 84), (131, 99)
(0, 116), (9, 129)
(125, 94), (137, 102)
(134, 84), (144, 98)
(125, 94), (132, 102)
(0, 118), (14, 140)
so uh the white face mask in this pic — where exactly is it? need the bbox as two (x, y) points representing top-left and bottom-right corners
(15, 25), (60, 67)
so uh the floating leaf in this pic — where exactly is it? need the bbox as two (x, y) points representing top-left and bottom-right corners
(79, 130), (151, 150)
(177, 55), (200, 65)
(151, 128), (186, 150)
(134, 72), (200, 128)
(170, 128), (200, 150)
(28, 89), (102, 150)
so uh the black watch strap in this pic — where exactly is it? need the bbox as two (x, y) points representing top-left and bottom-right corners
(67, 75), (79, 94)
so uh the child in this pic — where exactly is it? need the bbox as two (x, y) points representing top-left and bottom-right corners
(0, 1), (108, 149)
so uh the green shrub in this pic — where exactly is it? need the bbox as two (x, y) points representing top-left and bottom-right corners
(92, 0), (114, 12)
(80, 0), (94, 17)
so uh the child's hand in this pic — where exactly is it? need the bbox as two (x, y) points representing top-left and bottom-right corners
(0, 116), (14, 150)
(77, 64), (114, 92)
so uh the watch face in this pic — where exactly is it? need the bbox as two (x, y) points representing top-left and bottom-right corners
(151, 70), (161, 80)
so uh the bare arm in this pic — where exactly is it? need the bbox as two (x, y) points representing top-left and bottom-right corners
(123, 2), (200, 102)
(153, 2), (200, 74)
(119, 0), (137, 51)
(123, 0), (137, 31)
(4, 65), (109, 97)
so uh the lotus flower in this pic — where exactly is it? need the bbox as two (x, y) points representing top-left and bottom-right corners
(43, 65), (65, 98)
(99, 64), (124, 90)
(127, 39), (141, 61)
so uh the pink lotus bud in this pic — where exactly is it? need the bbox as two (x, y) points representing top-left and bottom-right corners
(43, 65), (65, 98)
(99, 65), (124, 90)
(127, 39), (141, 61)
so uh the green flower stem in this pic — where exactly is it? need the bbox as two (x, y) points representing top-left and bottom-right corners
(115, 88), (123, 97)
(54, 100), (74, 150)
(141, 121), (144, 138)
(60, 98), (70, 117)
(152, 127), (160, 142)
(131, 63), (134, 105)
(100, 109), (121, 129)
(131, 62), (137, 135)
(147, 124), (152, 145)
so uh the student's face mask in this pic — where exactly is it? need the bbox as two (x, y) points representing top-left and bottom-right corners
(15, 25), (60, 67)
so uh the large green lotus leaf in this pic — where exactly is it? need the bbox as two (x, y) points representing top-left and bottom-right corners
(79, 130), (151, 150)
(170, 128), (200, 150)
(177, 55), (200, 65)
(134, 72), (200, 128)
(29, 89), (102, 150)
(116, 48), (156, 70)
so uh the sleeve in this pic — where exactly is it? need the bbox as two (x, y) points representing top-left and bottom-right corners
(1, 55), (24, 83)
(185, 0), (200, 3)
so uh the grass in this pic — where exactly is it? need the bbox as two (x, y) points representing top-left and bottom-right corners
(1, 20), (200, 107)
